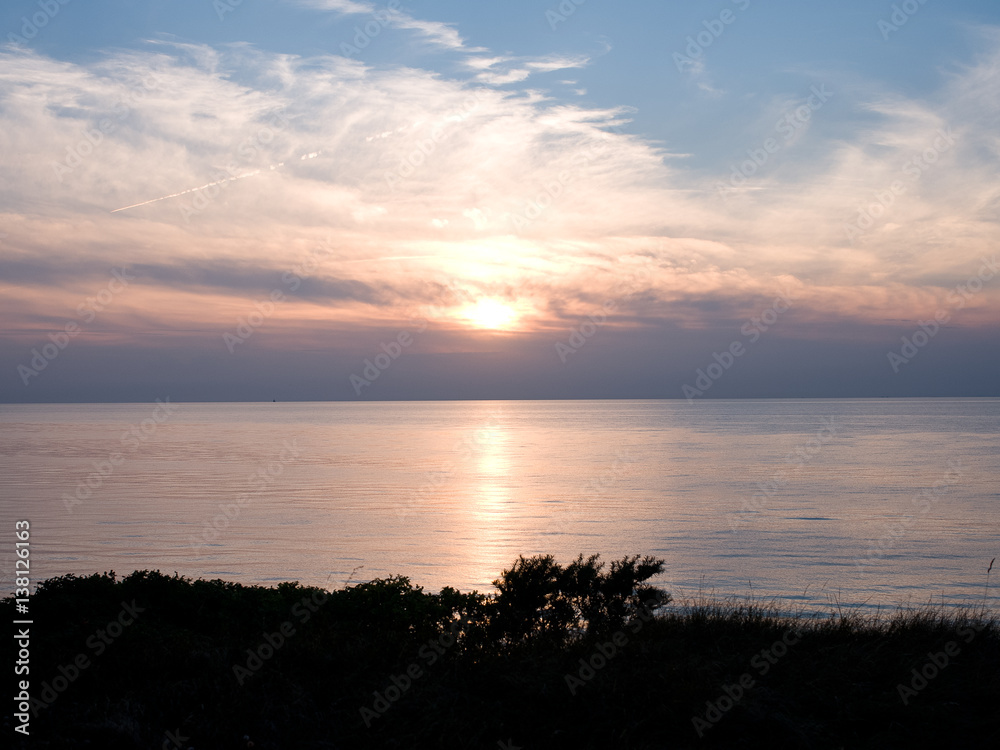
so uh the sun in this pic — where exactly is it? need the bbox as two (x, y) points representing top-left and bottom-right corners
(460, 298), (519, 330)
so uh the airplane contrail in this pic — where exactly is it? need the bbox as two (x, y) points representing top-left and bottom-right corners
(110, 150), (322, 214)
(110, 169), (264, 213)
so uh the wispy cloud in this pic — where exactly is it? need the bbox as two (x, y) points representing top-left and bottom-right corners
(293, 0), (378, 15)
(1, 27), (998, 352)
(290, 0), (471, 52)
(467, 51), (595, 85)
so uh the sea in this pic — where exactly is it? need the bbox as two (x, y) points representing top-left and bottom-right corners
(1, 398), (997, 614)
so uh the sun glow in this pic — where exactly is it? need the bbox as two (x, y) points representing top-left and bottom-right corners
(460, 298), (520, 330)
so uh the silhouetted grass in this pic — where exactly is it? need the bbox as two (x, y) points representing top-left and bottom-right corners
(5, 556), (999, 749)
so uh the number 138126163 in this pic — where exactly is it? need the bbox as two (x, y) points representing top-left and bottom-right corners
(15, 520), (31, 611)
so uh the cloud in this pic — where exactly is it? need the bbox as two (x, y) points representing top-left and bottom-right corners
(468, 51), (595, 85)
(391, 15), (468, 52)
(290, 0), (471, 52)
(674, 55), (725, 96)
(293, 0), (377, 15)
(1, 28), (999, 360)
(525, 54), (593, 73)
(475, 68), (530, 86)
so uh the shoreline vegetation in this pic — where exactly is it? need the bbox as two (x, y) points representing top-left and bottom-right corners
(6, 554), (999, 749)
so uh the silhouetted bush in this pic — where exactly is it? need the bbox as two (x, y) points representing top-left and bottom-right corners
(5, 557), (999, 750)
(490, 554), (669, 647)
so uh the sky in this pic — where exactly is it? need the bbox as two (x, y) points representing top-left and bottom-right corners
(1, 0), (998, 402)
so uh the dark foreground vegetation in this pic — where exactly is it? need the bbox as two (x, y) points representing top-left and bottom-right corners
(5, 554), (999, 749)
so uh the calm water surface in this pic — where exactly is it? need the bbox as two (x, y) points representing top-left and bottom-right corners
(1, 399), (997, 613)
